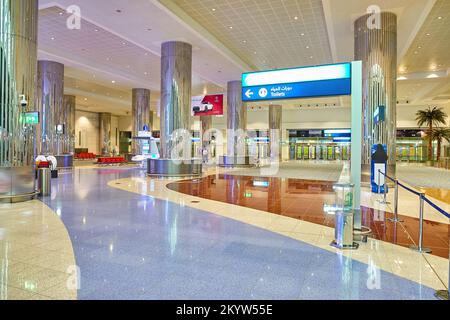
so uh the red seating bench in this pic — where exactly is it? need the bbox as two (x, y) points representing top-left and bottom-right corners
(75, 152), (97, 159)
(96, 157), (126, 165)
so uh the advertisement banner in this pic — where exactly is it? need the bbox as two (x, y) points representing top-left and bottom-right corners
(191, 94), (224, 116)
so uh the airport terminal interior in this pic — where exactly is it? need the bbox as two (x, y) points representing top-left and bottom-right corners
(0, 0), (449, 301)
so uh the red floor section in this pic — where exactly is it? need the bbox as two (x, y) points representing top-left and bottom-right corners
(167, 174), (450, 259)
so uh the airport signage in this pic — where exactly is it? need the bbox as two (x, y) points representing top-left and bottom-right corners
(23, 111), (39, 125)
(242, 63), (352, 102)
(191, 94), (224, 116)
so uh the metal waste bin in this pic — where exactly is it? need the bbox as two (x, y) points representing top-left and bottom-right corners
(37, 168), (51, 196)
(325, 183), (359, 250)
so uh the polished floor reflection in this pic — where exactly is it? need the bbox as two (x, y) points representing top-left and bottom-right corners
(167, 174), (450, 259)
(29, 168), (439, 300)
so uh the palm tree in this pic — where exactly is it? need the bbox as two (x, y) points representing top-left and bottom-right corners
(415, 106), (448, 163)
(431, 128), (450, 162)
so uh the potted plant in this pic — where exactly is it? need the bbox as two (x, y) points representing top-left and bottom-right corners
(431, 127), (450, 164)
(415, 106), (448, 165)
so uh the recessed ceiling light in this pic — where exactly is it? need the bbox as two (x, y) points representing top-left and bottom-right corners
(94, 29), (99, 32)
(84, 98), (88, 101)
(310, 56), (313, 59)
(122, 42), (126, 45)
(228, 26), (233, 29)
(242, 40), (247, 43)
(426, 33), (430, 36)
(50, 37), (55, 40)
(300, 33), (305, 36)
(294, 16), (298, 20)
(437, 16), (442, 20)
(306, 46), (309, 49)
(212, 8), (216, 12)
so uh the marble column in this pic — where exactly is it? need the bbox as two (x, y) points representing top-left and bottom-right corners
(200, 116), (212, 163)
(355, 12), (397, 179)
(226, 80), (247, 158)
(132, 88), (151, 155)
(269, 105), (282, 161)
(159, 41), (192, 159)
(63, 95), (76, 154)
(99, 113), (112, 156)
(37, 60), (64, 155)
(0, 0), (38, 200)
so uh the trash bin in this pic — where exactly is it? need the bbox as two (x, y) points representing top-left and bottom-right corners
(329, 183), (359, 250)
(37, 167), (51, 196)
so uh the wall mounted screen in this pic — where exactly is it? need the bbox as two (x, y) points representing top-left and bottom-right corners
(242, 63), (351, 102)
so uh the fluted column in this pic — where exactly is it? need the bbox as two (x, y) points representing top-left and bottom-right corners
(200, 116), (212, 162)
(227, 80), (247, 157)
(269, 105), (282, 161)
(63, 95), (76, 154)
(355, 12), (397, 179)
(132, 88), (151, 155)
(99, 113), (112, 156)
(160, 41), (192, 159)
(0, 0), (38, 199)
(37, 60), (64, 155)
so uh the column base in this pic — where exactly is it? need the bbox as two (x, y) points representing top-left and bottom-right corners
(219, 156), (254, 168)
(55, 154), (74, 168)
(147, 159), (202, 177)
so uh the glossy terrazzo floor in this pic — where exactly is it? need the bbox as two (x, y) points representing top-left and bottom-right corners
(167, 174), (450, 259)
(24, 167), (440, 300)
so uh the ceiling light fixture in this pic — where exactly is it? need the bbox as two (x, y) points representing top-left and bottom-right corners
(437, 16), (442, 20)
(212, 8), (216, 12)
(294, 16), (298, 20)
(300, 33), (305, 36)
(426, 33), (430, 36)
(229, 26), (233, 29)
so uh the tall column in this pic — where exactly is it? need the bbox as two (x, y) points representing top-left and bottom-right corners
(226, 80), (247, 158)
(269, 105), (282, 161)
(160, 41), (192, 159)
(132, 88), (151, 155)
(355, 12), (397, 179)
(200, 116), (212, 163)
(63, 95), (76, 154)
(37, 60), (64, 155)
(0, 0), (38, 200)
(99, 113), (112, 156)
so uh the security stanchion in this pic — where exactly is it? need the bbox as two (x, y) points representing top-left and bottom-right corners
(409, 192), (432, 254)
(388, 178), (403, 223)
(377, 170), (389, 204)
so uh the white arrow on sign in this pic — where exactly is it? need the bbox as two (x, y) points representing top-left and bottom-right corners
(245, 89), (254, 99)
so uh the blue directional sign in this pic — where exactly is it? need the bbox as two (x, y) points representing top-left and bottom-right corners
(242, 63), (352, 102)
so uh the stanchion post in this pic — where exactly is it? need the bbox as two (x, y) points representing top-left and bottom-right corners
(388, 179), (403, 223)
(410, 192), (432, 253)
(377, 170), (381, 195)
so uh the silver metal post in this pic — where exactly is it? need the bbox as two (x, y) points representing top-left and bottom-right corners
(410, 192), (431, 253)
(388, 179), (403, 222)
(377, 170), (381, 195)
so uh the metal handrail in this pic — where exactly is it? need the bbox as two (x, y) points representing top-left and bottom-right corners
(378, 169), (449, 301)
